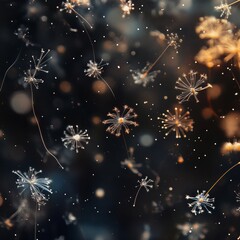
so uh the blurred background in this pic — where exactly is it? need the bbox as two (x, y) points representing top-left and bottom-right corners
(0, 0), (240, 239)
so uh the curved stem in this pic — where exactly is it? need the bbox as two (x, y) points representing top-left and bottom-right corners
(72, 8), (93, 29)
(205, 161), (240, 195)
(30, 84), (64, 169)
(133, 186), (142, 207)
(99, 75), (116, 99)
(80, 19), (95, 62)
(0, 47), (22, 94)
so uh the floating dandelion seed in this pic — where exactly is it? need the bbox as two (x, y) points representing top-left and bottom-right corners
(166, 32), (183, 50)
(159, 108), (194, 138)
(131, 32), (182, 87)
(186, 190), (215, 215)
(131, 63), (160, 87)
(85, 60), (115, 98)
(133, 176), (153, 207)
(60, 0), (92, 28)
(120, 0), (134, 18)
(175, 70), (212, 103)
(215, 1), (232, 18)
(13, 167), (52, 208)
(24, 49), (63, 169)
(85, 60), (105, 78)
(24, 49), (51, 89)
(121, 147), (142, 176)
(214, 0), (240, 19)
(15, 25), (33, 47)
(62, 125), (90, 153)
(102, 105), (138, 137)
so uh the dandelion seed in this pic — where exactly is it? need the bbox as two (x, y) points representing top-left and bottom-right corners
(132, 32), (181, 88)
(13, 167), (52, 208)
(84, 60), (105, 78)
(214, 0), (239, 19)
(166, 33), (182, 50)
(215, 2), (231, 19)
(159, 108), (194, 138)
(120, 0), (134, 18)
(133, 176), (153, 207)
(60, 0), (92, 28)
(102, 105), (138, 137)
(175, 70), (212, 103)
(121, 147), (142, 176)
(62, 125), (90, 153)
(85, 60), (115, 97)
(186, 190), (215, 215)
(24, 49), (63, 169)
(15, 25), (33, 47)
(131, 63), (160, 87)
(24, 49), (51, 89)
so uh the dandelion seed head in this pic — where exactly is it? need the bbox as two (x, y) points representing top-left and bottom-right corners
(131, 64), (160, 87)
(186, 190), (215, 215)
(24, 49), (51, 89)
(62, 125), (90, 153)
(61, 0), (75, 13)
(85, 60), (105, 78)
(160, 107), (194, 138)
(120, 0), (134, 18)
(175, 70), (212, 103)
(166, 33), (182, 50)
(121, 147), (142, 176)
(102, 105), (138, 137)
(138, 176), (154, 192)
(13, 167), (52, 208)
(215, 1), (232, 19)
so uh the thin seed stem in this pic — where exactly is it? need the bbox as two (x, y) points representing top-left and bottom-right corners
(122, 130), (130, 160)
(0, 48), (22, 94)
(80, 19), (95, 62)
(34, 203), (37, 240)
(133, 185), (142, 207)
(30, 84), (64, 169)
(145, 44), (170, 75)
(71, 8), (93, 29)
(205, 161), (240, 195)
(99, 75), (116, 99)
(228, 0), (240, 7)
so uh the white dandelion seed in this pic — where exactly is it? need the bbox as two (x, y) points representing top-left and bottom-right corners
(175, 70), (212, 103)
(131, 63), (160, 87)
(13, 167), (52, 208)
(24, 49), (51, 89)
(102, 105), (138, 137)
(133, 176), (154, 207)
(84, 60), (105, 78)
(186, 190), (215, 215)
(62, 125), (90, 153)
(84, 60), (115, 98)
